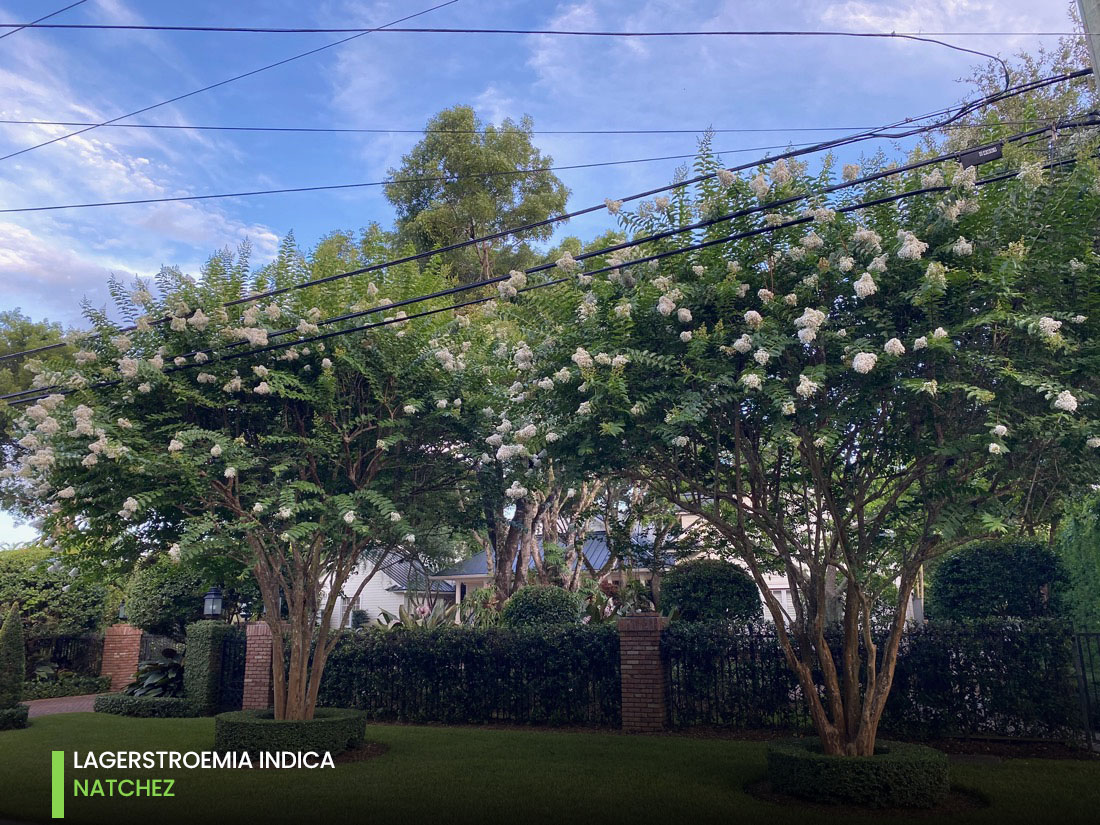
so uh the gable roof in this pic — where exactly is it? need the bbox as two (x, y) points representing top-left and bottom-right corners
(382, 559), (455, 594)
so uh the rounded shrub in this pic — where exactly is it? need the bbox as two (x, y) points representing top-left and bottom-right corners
(500, 586), (582, 627)
(214, 708), (367, 756)
(660, 559), (763, 623)
(0, 705), (29, 730)
(928, 538), (1067, 621)
(125, 558), (207, 638)
(766, 738), (949, 808)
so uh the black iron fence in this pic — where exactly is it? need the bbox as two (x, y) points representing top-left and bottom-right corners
(1075, 632), (1100, 744)
(663, 619), (1088, 742)
(24, 635), (103, 679)
(218, 629), (247, 712)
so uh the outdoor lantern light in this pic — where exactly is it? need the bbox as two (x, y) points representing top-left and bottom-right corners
(240, 602), (251, 622)
(117, 600), (127, 621)
(203, 586), (224, 619)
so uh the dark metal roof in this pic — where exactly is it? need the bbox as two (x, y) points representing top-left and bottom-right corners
(382, 559), (455, 594)
(431, 531), (667, 579)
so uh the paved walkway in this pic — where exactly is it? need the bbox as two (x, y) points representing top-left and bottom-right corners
(23, 693), (97, 717)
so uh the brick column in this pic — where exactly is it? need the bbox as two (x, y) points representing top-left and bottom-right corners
(241, 622), (274, 710)
(100, 624), (143, 691)
(617, 613), (669, 733)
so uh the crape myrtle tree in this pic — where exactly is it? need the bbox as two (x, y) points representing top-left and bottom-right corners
(433, 295), (603, 601)
(1, 243), (477, 720)
(524, 135), (1100, 755)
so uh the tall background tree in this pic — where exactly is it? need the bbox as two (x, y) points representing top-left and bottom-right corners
(385, 106), (570, 283)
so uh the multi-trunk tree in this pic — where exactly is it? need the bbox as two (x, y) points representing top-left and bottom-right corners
(525, 136), (1100, 755)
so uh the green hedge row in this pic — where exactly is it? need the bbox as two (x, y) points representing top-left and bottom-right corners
(214, 708), (366, 757)
(317, 625), (620, 726)
(22, 675), (110, 700)
(183, 621), (242, 715)
(766, 738), (949, 808)
(93, 694), (198, 718)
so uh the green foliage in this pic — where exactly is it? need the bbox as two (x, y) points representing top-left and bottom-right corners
(0, 705), (28, 730)
(0, 546), (107, 640)
(21, 674), (110, 700)
(1055, 495), (1100, 629)
(213, 708), (366, 757)
(374, 601), (458, 631)
(927, 539), (1067, 621)
(660, 559), (762, 623)
(0, 309), (68, 440)
(183, 620), (241, 715)
(765, 738), (949, 808)
(0, 605), (25, 709)
(123, 647), (184, 698)
(124, 558), (207, 639)
(500, 585), (582, 627)
(318, 625), (620, 726)
(385, 106), (569, 281)
(93, 694), (197, 717)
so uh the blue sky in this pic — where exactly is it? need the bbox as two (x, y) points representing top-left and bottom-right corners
(0, 0), (1078, 543)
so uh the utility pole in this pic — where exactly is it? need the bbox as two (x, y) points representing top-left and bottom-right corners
(1079, 0), (1100, 92)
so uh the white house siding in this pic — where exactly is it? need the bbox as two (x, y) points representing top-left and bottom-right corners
(320, 566), (407, 629)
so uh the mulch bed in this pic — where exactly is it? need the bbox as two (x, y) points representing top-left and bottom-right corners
(744, 779), (989, 817)
(333, 742), (389, 763)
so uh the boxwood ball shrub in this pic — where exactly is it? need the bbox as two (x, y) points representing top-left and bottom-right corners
(660, 560), (763, 623)
(766, 738), (949, 808)
(214, 708), (366, 757)
(928, 538), (1067, 621)
(0, 705), (29, 730)
(93, 694), (198, 718)
(501, 585), (582, 627)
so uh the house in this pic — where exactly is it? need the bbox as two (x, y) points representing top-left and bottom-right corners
(320, 558), (454, 629)
(429, 530), (795, 619)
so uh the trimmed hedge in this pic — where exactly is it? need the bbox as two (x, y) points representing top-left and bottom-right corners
(318, 625), (620, 726)
(214, 708), (366, 757)
(766, 738), (949, 808)
(0, 704), (28, 730)
(184, 621), (241, 715)
(22, 675), (110, 700)
(0, 605), (25, 709)
(501, 586), (582, 627)
(93, 694), (198, 718)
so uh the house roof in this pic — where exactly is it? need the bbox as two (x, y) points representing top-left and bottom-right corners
(382, 559), (455, 594)
(431, 531), (671, 580)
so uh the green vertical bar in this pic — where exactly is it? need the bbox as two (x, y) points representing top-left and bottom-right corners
(51, 750), (64, 819)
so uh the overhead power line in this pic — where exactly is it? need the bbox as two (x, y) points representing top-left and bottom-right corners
(0, 68), (1087, 367)
(0, 25), (1010, 85)
(0, 23), (1079, 36)
(3, 111), (1093, 399)
(0, 140), (840, 214)
(0, 0), (458, 164)
(0, 117), (1077, 136)
(0, 0), (87, 41)
(6, 149), (1086, 409)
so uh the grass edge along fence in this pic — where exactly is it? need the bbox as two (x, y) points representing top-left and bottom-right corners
(317, 624), (621, 726)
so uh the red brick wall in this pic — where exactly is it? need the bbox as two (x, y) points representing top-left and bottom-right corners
(242, 622), (274, 710)
(617, 614), (669, 733)
(100, 624), (143, 691)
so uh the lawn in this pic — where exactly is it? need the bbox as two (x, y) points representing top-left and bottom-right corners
(1, 714), (1098, 824)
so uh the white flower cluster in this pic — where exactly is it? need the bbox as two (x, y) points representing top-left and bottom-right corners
(853, 273), (878, 299)
(232, 327), (269, 347)
(571, 347), (594, 369)
(853, 227), (882, 253)
(884, 338), (906, 357)
(118, 497), (139, 520)
(852, 352), (878, 374)
(796, 374), (820, 398)
(1038, 317), (1062, 338)
(513, 342), (535, 371)
(896, 230), (929, 260)
(498, 269), (527, 299)
(70, 405), (95, 437)
(1017, 162), (1045, 190)
(952, 237), (973, 257)
(925, 261), (947, 289)
(1053, 390), (1078, 413)
(794, 307), (826, 344)
(842, 164), (860, 182)
(605, 198), (623, 214)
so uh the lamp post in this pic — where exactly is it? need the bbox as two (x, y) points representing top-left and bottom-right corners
(202, 586), (223, 619)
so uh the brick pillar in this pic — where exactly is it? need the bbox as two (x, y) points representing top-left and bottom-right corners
(100, 624), (143, 691)
(241, 622), (274, 710)
(617, 613), (669, 733)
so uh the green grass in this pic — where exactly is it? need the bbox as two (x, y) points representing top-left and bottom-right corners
(1, 714), (1098, 824)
